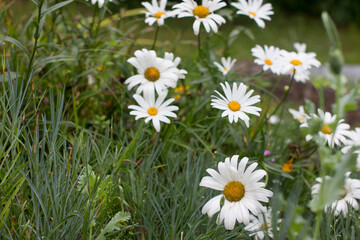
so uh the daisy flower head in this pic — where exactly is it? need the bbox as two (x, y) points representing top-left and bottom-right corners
(311, 173), (360, 217)
(306, 109), (350, 147)
(142, 0), (174, 26)
(213, 57), (237, 75)
(342, 128), (360, 171)
(251, 45), (281, 74)
(125, 49), (179, 94)
(172, 0), (227, 35)
(278, 49), (321, 82)
(128, 90), (178, 132)
(231, 0), (274, 28)
(87, 0), (112, 8)
(288, 105), (310, 125)
(164, 52), (188, 79)
(244, 208), (278, 240)
(199, 155), (273, 230)
(211, 82), (261, 127)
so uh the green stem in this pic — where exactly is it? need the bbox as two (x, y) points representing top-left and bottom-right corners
(318, 86), (325, 110)
(313, 213), (321, 239)
(270, 71), (295, 117)
(335, 74), (341, 117)
(197, 30), (202, 59)
(152, 25), (160, 50)
(25, 1), (43, 82)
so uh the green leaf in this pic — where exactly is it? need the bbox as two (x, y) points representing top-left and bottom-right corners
(0, 175), (26, 229)
(95, 211), (131, 240)
(41, 0), (74, 17)
(33, 55), (74, 69)
(0, 36), (31, 58)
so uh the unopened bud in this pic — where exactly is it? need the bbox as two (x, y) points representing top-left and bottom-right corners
(329, 48), (344, 75)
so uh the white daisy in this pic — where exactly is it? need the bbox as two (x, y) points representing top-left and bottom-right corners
(213, 57), (237, 75)
(288, 105), (310, 125)
(231, 0), (274, 28)
(290, 67), (311, 83)
(125, 49), (179, 94)
(251, 45), (281, 74)
(278, 49), (321, 83)
(128, 91), (178, 132)
(211, 82), (261, 127)
(311, 173), (360, 217)
(87, 0), (112, 8)
(244, 208), (277, 240)
(305, 109), (350, 147)
(142, 0), (174, 26)
(342, 128), (360, 171)
(164, 52), (187, 79)
(199, 155), (273, 230)
(173, 0), (226, 35)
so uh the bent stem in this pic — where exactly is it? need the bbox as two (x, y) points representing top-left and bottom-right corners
(152, 25), (160, 50)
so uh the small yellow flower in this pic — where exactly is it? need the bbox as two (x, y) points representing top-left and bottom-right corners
(97, 65), (105, 71)
(282, 158), (294, 173)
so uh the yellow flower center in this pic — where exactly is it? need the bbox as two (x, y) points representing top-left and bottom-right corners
(228, 101), (241, 111)
(193, 5), (209, 18)
(145, 67), (160, 82)
(224, 67), (228, 71)
(147, 107), (158, 116)
(265, 59), (272, 65)
(321, 124), (332, 135)
(299, 117), (305, 122)
(154, 12), (165, 19)
(290, 59), (302, 66)
(248, 11), (256, 17)
(223, 181), (245, 202)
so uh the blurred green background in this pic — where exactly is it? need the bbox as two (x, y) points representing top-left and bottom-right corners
(12, 0), (360, 63)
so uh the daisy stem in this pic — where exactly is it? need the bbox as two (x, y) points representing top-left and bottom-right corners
(313, 213), (321, 239)
(270, 71), (295, 117)
(152, 25), (160, 50)
(197, 30), (202, 59)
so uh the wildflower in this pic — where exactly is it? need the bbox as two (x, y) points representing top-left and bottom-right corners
(278, 46), (321, 83)
(173, 0), (226, 35)
(173, 85), (189, 100)
(264, 150), (271, 156)
(231, 0), (274, 28)
(128, 90), (178, 132)
(200, 155), (273, 230)
(244, 208), (277, 240)
(305, 109), (350, 147)
(282, 158), (293, 173)
(213, 57), (237, 75)
(251, 45), (281, 74)
(289, 105), (310, 125)
(211, 82), (261, 127)
(341, 128), (360, 171)
(164, 52), (187, 79)
(268, 115), (280, 124)
(142, 0), (174, 26)
(87, 0), (112, 8)
(125, 49), (179, 94)
(311, 173), (360, 217)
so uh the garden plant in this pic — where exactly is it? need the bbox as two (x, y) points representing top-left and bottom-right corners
(0, 0), (360, 239)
